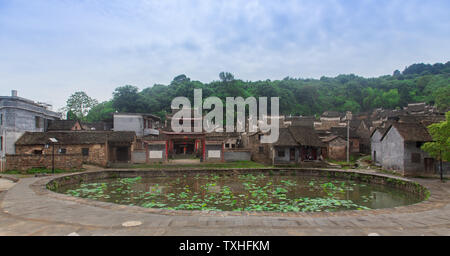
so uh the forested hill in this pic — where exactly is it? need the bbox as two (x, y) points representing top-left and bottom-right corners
(84, 62), (450, 122)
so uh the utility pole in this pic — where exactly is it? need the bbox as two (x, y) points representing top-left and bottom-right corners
(347, 118), (350, 163)
(346, 112), (352, 163)
(440, 150), (443, 182)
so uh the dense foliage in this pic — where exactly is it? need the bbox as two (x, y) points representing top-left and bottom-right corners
(64, 91), (99, 121)
(81, 62), (450, 122)
(422, 111), (450, 162)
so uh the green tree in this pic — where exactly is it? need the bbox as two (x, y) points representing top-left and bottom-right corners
(219, 72), (235, 83)
(65, 91), (98, 121)
(66, 110), (78, 120)
(422, 111), (450, 180)
(434, 86), (450, 112)
(86, 101), (115, 122)
(82, 61), (449, 118)
(112, 85), (141, 113)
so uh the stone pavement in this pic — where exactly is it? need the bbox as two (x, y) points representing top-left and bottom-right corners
(0, 178), (15, 192)
(0, 174), (449, 236)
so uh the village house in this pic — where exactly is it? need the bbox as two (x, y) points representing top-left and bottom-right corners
(329, 126), (360, 154)
(1, 90), (61, 171)
(321, 135), (347, 161)
(242, 131), (272, 164)
(6, 131), (136, 171)
(373, 122), (448, 176)
(46, 120), (83, 131)
(349, 119), (372, 154)
(113, 113), (161, 137)
(370, 127), (387, 165)
(143, 130), (248, 163)
(244, 126), (325, 165)
(283, 116), (315, 128)
(81, 121), (112, 131)
(314, 111), (347, 131)
(143, 108), (252, 164)
(404, 102), (439, 115)
(113, 112), (161, 163)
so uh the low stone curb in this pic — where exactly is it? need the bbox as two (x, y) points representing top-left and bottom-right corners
(35, 168), (439, 218)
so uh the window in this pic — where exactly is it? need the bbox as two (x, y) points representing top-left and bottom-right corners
(35, 116), (41, 128)
(33, 150), (43, 155)
(277, 149), (285, 158)
(259, 146), (264, 153)
(59, 148), (67, 154)
(0, 136), (2, 151)
(0, 113), (3, 126)
(225, 143), (230, 148)
(416, 142), (424, 148)
(82, 148), (89, 156)
(411, 153), (421, 163)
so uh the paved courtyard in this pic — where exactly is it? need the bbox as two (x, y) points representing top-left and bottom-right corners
(0, 172), (449, 236)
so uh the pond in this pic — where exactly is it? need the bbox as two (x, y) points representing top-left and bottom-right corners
(54, 173), (423, 213)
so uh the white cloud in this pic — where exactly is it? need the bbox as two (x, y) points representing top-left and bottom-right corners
(0, 0), (449, 109)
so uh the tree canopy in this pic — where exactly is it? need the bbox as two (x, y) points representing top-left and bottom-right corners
(422, 111), (450, 162)
(78, 62), (450, 122)
(65, 91), (98, 121)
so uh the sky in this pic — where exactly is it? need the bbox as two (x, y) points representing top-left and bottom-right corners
(0, 0), (449, 110)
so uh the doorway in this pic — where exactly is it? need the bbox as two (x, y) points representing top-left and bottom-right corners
(116, 147), (129, 162)
(290, 148), (295, 161)
(424, 158), (435, 173)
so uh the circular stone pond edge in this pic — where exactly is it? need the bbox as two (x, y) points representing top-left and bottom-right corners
(36, 168), (433, 218)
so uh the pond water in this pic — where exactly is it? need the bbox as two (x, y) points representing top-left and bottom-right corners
(54, 173), (423, 213)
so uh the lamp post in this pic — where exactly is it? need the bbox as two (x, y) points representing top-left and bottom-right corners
(49, 138), (58, 174)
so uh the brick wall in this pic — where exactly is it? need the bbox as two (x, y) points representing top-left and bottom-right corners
(245, 134), (272, 165)
(15, 144), (108, 167)
(327, 138), (347, 160)
(5, 153), (83, 171)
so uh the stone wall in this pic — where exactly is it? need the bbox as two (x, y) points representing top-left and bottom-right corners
(224, 149), (251, 162)
(380, 127), (405, 174)
(132, 149), (147, 164)
(244, 133), (272, 165)
(5, 153), (83, 171)
(328, 138), (347, 161)
(146, 143), (166, 163)
(205, 144), (223, 162)
(15, 144), (108, 167)
(371, 131), (383, 164)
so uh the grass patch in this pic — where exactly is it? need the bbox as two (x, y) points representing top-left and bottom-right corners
(130, 161), (269, 169)
(3, 168), (84, 175)
(377, 169), (403, 177)
(327, 160), (357, 167)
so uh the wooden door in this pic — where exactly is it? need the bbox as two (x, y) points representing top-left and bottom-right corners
(290, 148), (295, 161)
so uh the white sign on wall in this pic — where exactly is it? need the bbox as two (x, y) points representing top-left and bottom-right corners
(149, 150), (163, 159)
(208, 150), (221, 158)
